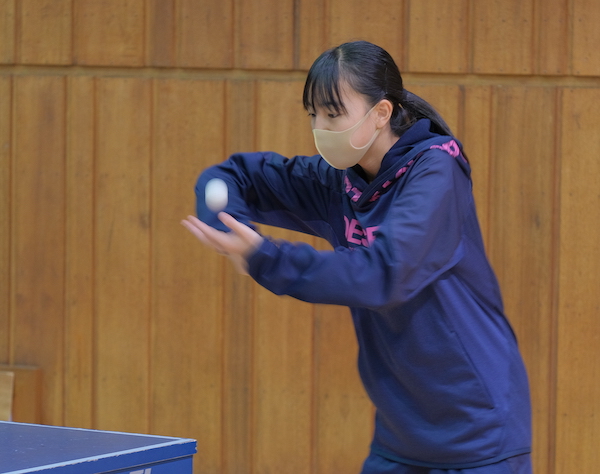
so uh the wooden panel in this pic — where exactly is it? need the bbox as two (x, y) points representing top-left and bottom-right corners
(151, 79), (225, 473)
(407, 0), (469, 73)
(64, 76), (95, 429)
(13, 76), (66, 426)
(0, 76), (10, 362)
(257, 80), (314, 157)
(178, 0), (233, 68)
(94, 77), (151, 433)
(536, 0), (569, 75)
(572, 0), (600, 76)
(328, 0), (406, 71)
(236, 0), (295, 70)
(146, 0), (176, 67)
(17, 0), (71, 65)
(314, 305), (372, 473)
(221, 80), (257, 474)
(297, 0), (327, 70)
(472, 0), (534, 74)
(0, 0), (15, 63)
(556, 88), (600, 473)
(462, 86), (493, 244)
(74, 0), (145, 66)
(254, 289), (314, 473)
(0, 364), (42, 423)
(0, 370), (13, 420)
(487, 86), (558, 474)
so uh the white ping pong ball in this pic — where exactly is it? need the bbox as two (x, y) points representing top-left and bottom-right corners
(205, 178), (228, 212)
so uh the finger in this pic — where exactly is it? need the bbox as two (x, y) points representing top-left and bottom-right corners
(217, 213), (262, 247)
(181, 217), (228, 253)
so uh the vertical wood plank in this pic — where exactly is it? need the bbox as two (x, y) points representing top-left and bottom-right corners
(253, 290), (314, 474)
(556, 88), (600, 473)
(152, 78), (225, 473)
(252, 80), (316, 473)
(407, 0), (469, 73)
(13, 76), (66, 426)
(571, 0), (600, 76)
(297, 0), (327, 70)
(462, 86), (493, 244)
(0, 76), (11, 362)
(328, 0), (406, 71)
(17, 0), (72, 65)
(536, 0), (569, 75)
(472, 0), (534, 74)
(487, 86), (557, 474)
(64, 76), (95, 429)
(74, 0), (145, 66)
(314, 305), (372, 474)
(256, 80), (314, 157)
(94, 77), (151, 433)
(235, 0), (295, 69)
(178, 0), (233, 68)
(0, 0), (15, 63)
(221, 79), (258, 474)
(146, 0), (176, 67)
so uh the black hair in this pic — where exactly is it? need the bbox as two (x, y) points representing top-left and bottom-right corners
(303, 40), (454, 138)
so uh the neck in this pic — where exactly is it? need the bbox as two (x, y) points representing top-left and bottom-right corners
(357, 128), (400, 182)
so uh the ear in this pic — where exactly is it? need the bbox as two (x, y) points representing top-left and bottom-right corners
(373, 99), (394, 128)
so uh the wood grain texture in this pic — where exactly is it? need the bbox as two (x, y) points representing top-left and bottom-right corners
(462, 86), (493, 244)
(0, 0), (15, 63)
(178, 0), (233, 68)
(536, 0), (569, 75)
(297, 0), (328, 70)
(94, 77), (151, 432)
(472, 0), (534, 74)
(571, 0), (600, 76)
(314, 305), (373, 474)
(487, 86), (558, 474)
(64, 76), (95, 429)
(12, 76), (66, 426)
(146, 0), (176, 67)
(235, 0), (295, 69)
(407, 0), (469, 73)
(0, 76), (10, 363)
(74, 0), (145, 66)
(556, 88), (600, 473)
(0, 364), (42, 423)
(17, 0), (71, 65)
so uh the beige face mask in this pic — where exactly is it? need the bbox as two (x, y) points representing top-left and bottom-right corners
(312, 105), (380, 169)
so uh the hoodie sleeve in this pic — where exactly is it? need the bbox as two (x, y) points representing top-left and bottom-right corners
(195, 151), (344, 241)
(247, 149), (473, 309)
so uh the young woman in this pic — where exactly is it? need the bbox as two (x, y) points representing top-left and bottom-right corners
(182, 41), (532, 474)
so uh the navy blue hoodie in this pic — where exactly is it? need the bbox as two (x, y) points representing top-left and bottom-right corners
(195, 119), (531, 469)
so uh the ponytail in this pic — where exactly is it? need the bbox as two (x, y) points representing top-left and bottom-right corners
(395, 90), (454, 137)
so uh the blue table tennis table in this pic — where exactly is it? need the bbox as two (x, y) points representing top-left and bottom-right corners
(0, 421), (196, 473)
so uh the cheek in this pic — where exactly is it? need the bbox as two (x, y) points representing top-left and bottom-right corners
(350, 120), (376, 148)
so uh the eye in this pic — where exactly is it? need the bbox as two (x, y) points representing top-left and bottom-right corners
(328, 113), (339, 119)
(307, 112), (316, 118)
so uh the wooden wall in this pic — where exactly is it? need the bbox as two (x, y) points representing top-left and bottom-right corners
(1, 1), (599, 473)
